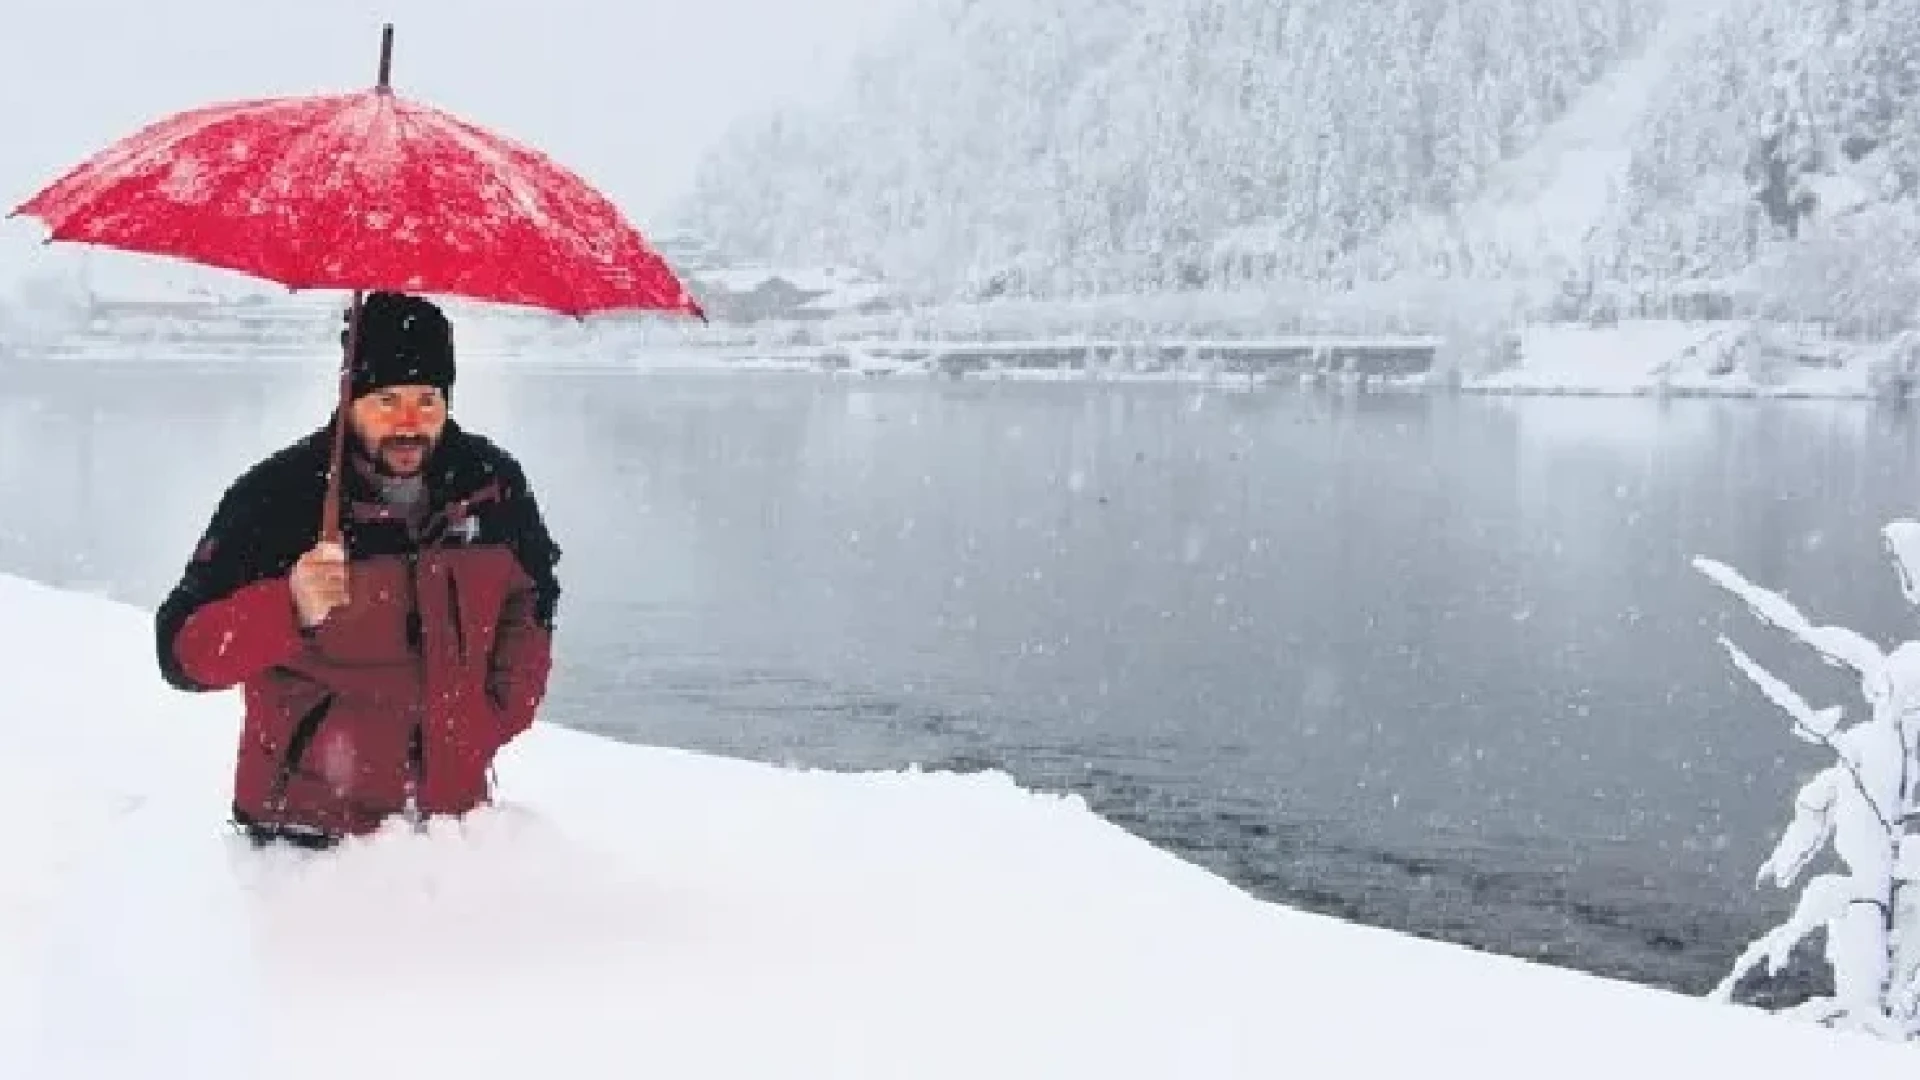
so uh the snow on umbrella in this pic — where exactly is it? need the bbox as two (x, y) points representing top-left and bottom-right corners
(8, 24), (706, 541)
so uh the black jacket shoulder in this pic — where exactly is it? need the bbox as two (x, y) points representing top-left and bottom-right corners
(220, 433), (333, 564)
(436, 425), (530, 494)
(153, 430), (329, 692)
(440, 424), (563, 627)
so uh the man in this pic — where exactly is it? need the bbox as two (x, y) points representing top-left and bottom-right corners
(155, 291), (562, 850)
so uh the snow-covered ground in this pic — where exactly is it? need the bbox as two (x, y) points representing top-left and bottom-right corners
(0, 573), (1914, 1077)
(1465, 320), (1910, 398)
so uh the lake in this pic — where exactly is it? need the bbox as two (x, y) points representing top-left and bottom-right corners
(6, 357), (1918, 997)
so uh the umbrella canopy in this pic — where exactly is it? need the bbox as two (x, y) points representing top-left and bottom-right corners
(11, 43), (703, 319)
(8, 25), (707, 542)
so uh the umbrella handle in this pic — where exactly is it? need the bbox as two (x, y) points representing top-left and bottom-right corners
(322, 290), (363, 546)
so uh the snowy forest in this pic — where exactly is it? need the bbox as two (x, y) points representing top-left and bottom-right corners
(675, 0), (1920, 337)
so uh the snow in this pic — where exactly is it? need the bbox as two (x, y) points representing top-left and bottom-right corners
(0, 572), (1915, 1076)
(1466, 320), (1898, 398)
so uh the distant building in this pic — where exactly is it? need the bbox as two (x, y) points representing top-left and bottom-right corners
(689, 265), (899, 323)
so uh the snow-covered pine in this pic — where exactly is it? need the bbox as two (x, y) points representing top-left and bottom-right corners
(674, 0), (1664, 300)
(1695, 522), (1920, 1041)
(676, 0), (1920, 339)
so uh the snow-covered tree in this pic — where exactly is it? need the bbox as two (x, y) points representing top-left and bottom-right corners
(1743, 198), (1920, 336)
(1695, 522), (1920, 1040)
(672, 0), (1920, 320)
(673, 0), (1665, 300)
(1600, 0), (1920, 302)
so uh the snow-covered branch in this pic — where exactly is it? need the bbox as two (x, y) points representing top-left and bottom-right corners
(1752, 768), (1842, 890)
(1884, 522), (1920, 607)
(1710, 873), (1863, 1002)
(1716, 636), (1845, 745)
(1693, 557), (1883, 674)
(1697, 526), (1920, 1039)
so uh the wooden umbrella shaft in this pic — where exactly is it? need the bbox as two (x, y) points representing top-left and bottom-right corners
(322, 289), (365, 546)
(321, 28), (392, 546)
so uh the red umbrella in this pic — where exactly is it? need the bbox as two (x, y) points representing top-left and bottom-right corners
(9, 24), (706, 542)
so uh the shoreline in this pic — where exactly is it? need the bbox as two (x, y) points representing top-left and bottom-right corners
(0, 354), (1901, 402)
(1, 315), (1910, 402)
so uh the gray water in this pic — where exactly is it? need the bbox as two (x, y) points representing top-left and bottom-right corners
(7, 358), (1920, 998)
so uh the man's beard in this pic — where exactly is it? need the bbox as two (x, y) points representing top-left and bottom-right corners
(364, 434), (434, 477)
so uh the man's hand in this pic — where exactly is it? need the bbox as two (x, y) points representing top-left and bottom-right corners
(290, 541), (350, 628)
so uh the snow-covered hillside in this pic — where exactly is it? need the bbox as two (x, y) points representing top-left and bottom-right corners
(1353, 0), (1733, 284)
(676, 0), (1666, 300)
(676, 0), (1920, 340)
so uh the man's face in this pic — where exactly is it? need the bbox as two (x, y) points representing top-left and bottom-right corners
(348, 384), (447, 477)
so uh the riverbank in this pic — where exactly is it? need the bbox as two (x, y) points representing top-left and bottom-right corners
(2, 292), (1910, 399)
(1460, 321), (1909, 399)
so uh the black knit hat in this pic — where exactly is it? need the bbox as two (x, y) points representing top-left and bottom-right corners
(343, 292), (455, 399)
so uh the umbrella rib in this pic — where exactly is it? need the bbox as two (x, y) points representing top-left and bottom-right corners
(427, 107), (613, 313)
(259, 92), (392, 295)
(33, 108), (231, 235)
(388, 101), (460, 295)
(317, 96), (392, 292)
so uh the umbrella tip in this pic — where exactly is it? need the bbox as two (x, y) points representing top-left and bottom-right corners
(377, 24), (395, 89)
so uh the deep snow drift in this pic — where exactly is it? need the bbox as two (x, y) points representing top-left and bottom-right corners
(0, 572), (1912, 1078)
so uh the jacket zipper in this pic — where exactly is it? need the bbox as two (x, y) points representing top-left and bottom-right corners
(403, 550), (427, 821)
(447, 572), (466, 662)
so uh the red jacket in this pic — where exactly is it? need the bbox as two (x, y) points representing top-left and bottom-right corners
(155, 419), (561, 841)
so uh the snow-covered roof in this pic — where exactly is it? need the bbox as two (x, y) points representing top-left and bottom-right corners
(697, 265), (877, 294)
(796, 282), (898, 312)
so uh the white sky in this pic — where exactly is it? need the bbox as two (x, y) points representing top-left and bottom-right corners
(0, 0), (916, 229)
